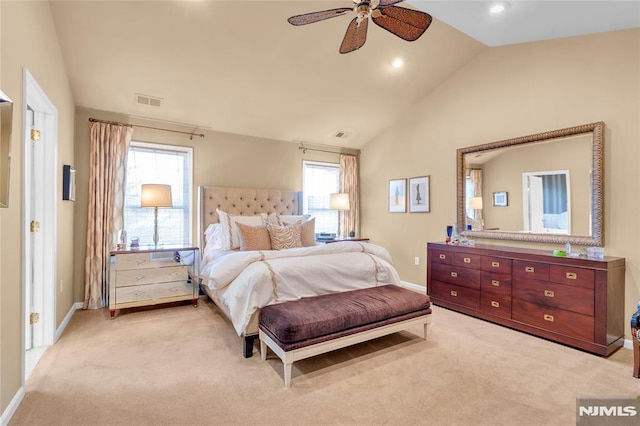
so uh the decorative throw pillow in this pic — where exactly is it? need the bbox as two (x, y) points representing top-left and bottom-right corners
(278, 214), (311, 226)
(300, 217), (316, 247)
(204, 223), (223, 250)
(236, 223), (271, 251)
(216, 208), (265, 250)
(267, 223), (302, 250)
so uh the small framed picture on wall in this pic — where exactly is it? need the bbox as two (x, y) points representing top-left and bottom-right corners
(493, 191), (508, 207)
(408, 176), (430, 213)
(388, 179), (406, 213)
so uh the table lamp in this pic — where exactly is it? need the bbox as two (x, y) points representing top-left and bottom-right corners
(141, 184), (173, 246)
(330, 193), (352, 238)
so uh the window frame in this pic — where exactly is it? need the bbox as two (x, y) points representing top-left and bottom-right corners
(302, 160), (340, 235)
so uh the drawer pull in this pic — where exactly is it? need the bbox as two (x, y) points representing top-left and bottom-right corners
(543, 314), (554, 322)
(566, 272), (577, 280)
(451, 272), (458, 278)
(450, 290), (458, 297)
(491, 301), (500, 308)
(463, 257), (471, 263)
(439, 254), (446, 260)
(491, 280), (500, 287)
(525, 266), (535, 273)
(544, 290), (555, 298)
(491, 261), (500, 268)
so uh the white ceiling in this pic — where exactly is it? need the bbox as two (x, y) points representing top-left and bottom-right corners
(49, 1), (639, 149)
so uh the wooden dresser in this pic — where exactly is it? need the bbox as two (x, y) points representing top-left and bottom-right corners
(426, 242), (625, 356)
(109, 245), (199, 318)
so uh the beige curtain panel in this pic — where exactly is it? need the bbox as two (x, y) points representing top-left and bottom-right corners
(84, 122), (132, 309)
(339, 155), (359, 238)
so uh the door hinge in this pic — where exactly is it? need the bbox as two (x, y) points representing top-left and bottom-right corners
(29, 312), (40, 325)
(30, 129), (41, 141)
(30, 221), (40, 232)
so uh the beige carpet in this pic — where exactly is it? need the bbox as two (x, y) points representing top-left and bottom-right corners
(9, 296), (637, 425)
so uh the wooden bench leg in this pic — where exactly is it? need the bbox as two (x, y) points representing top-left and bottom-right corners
(260, 339), (267, 361)
(284, 362), (292, 389)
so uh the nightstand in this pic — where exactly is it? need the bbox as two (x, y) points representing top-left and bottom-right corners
(108, 244), (199, 318)
(323, 237), (370, 244)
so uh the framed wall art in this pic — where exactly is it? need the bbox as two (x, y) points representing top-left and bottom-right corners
(388, 179), (406, 213)
(493, 191), (508, 207)
(408, 176), (430, 213)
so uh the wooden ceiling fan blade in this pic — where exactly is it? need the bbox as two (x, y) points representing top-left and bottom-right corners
(378, 0), (405, 7)
(288, 8), (353, 26)
(372, 6), (432, 41)
(340, 17), (369, 54)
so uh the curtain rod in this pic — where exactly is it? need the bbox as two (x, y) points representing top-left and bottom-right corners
(298, 144), (358, 157)
(88, 117), (205, 140)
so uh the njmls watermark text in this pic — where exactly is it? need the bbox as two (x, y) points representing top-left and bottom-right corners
(577, 396), (640, 426)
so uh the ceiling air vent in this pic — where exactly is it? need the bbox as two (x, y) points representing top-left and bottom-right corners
(134, 93), (163, 107)
(333, 130), (352, 139)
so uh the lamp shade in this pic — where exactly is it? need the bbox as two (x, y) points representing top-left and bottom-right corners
(141, 184), (173, 208)
(469, 197), (483, 209)
(330, 193), (350, 211)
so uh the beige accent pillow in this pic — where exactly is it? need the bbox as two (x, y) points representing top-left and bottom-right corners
(300, 218), (316, 247)
(236, 223), (271, 251)
(267, 223), (302, 250)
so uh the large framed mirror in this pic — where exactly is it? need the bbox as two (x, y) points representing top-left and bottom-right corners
(0, 90), (13, 208)
(457, 122), (604, 246)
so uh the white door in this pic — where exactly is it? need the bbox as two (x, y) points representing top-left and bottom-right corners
(523, 174), (544, 232)
(23, 69), (57, 380)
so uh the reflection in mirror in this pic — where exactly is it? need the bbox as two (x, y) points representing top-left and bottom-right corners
(0, 90), (13, 208)
(457, 122), (604, 246)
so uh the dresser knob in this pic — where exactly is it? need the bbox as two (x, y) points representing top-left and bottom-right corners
(450, 290), (458, 297)
(544, 290), (555, 298)
(463, 257), (471, 263)
(439, 254), (446, 260)
(491, 301), (500, 308)
(451, 272), (458, 278)
(543, 314), (554, 322)
(566, 272), (577, 280)
(491, 261), (500, 268)
(491, 280), (500, 286)
(525, 266), (535, 273)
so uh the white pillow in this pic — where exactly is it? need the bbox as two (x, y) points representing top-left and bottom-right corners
(278, 214), (311, 225)
(217, 208), (265, 250)
(204, 223), (223, 250)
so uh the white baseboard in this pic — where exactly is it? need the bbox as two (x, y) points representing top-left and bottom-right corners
(624, 338), (633, 350)
(55, 302), (83, 342)
(0, 387), (24, 426)
(399, 281), (425, 294)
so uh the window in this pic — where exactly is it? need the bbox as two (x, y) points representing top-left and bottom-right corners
(124, 142), (193, 246)
(302, 161), (340, 235)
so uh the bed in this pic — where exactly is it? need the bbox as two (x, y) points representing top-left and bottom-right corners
(197, 186), (402, 357)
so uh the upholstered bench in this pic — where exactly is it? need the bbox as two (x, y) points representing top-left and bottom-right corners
(259, 284), (431, 388)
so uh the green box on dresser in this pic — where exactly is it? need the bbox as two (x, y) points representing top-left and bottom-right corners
(426, 242), (625, 356)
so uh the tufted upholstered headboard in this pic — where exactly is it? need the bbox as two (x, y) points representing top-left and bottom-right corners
(197, 186), (303, 248)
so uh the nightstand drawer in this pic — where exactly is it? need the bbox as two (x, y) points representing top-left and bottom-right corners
(114, 281), (194, 305)
(115, 252), (178, 270)
(116, 265), (188, 287)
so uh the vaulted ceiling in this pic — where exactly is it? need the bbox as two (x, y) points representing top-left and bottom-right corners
(49, 1), (639, 149)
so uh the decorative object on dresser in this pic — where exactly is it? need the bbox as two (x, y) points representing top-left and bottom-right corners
(140, 183), (173, 246)
(426, 242), (625, 356)
(109, 245), (199, 318)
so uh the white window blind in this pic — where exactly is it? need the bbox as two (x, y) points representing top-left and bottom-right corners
(302, 161), (339, 234)
(124, 142), (192, 246)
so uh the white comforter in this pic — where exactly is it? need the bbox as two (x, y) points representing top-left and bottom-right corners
(199, 242), (401, 335)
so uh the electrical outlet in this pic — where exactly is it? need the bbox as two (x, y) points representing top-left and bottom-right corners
(414, 257), (420, 266)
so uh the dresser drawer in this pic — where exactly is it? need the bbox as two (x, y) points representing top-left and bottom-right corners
(513, 260), (550, 281)
(481, 256), (512, 274)
(480, 291), (511, 319)
(513, 278), (594, 316)
(431, 249), (454, 265)
(113, 280), (194, 304)
(430, 280), (480, 310)
(115, 252), (178, 270)
(512, 299), (594, 342)
(549, 265), (594, 289)
(431, 262), (481, 290)
(454, 252), (481, 270)
(116, 265), (188, 287)
(481, 271), (512, 296)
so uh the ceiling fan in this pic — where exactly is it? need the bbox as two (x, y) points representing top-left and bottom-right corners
(287, 0), (433, 54)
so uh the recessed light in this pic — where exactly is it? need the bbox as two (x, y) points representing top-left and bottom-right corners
(489, 2), (510, 14)
(392, 58), (404, 68)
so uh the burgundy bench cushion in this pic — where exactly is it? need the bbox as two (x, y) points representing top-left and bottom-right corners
(259, 285), (431, 345)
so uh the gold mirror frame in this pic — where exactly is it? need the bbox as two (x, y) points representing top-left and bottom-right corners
(456, 122), (604, 246)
